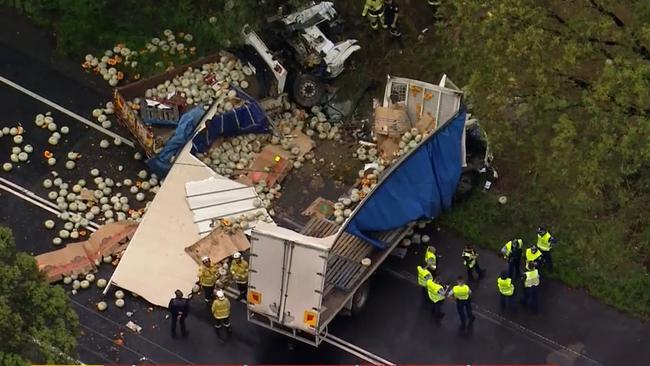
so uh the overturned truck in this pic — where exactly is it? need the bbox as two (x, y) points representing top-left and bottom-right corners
(246, 75), (482, 346)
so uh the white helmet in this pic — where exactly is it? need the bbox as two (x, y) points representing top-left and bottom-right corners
(201, 256), (210, 263)
(216, 290), (225, 299)
(233, 252), (241, 259)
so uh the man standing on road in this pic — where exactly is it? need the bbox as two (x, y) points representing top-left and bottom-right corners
(426, 276), (447, 319)
(462, 243), (485, 281)
(384, 0), (404, 52)
(536, 227), (556, 272)
(198, 256), (218, 303)
(230, 252), (249, 301)
(497, 271), (515, 312)
(501, 237), (523, 279)
(168, 289), (189, 338)
(362, 0), (387, 30)
(211, 290), (231, 342)
(424, 245), (438, 275)
(521, 263), (540, 313)
(417, 263), (433, 297)
(448, 276), (475, 328)
(524, 245), (543, 270)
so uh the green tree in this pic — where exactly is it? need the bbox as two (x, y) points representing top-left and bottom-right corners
(435, 0), (650, 316)
(0, 227), (79, 365)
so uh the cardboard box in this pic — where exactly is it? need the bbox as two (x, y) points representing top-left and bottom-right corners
(415, 112), (437, 134)
(376, 135), (401, 161)
(302, 197), (336, 219)
(374, 106), (410, 136)
(184, 227), (250, 265)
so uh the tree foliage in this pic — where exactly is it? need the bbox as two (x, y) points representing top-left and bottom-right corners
(435, 0), (650, 316)
(0, 227), (79, 365)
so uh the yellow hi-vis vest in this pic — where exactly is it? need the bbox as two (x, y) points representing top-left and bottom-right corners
(362, 0), (384, 16)
(231, 258), (249, 283)
(198, 264), (218, 287)
(502, 239), (523, 259)
(426, 279), (445, 303)
(525, 248), (542, 264)
(211, 298), (231, 319)
(524, 269), (540, 288)
(497, 277), (514, 296)
(425, 248), (436, 269)
(536, 232), (552, 251)
(417, 266), (432, 287)
(452, 284), (470, 300)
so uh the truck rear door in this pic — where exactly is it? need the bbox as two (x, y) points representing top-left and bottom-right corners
(248, 222), (334, 332)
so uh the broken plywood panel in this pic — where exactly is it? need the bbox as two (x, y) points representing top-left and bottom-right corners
(302, 196), (336, 219)
(36, 243), (96, 283)
(185, 227), (250, 265)
(186, 176), (269, 236)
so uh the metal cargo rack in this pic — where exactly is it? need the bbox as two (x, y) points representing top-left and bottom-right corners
(300, 216), (415, 337)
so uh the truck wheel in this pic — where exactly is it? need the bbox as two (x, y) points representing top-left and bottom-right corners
(292, 74), (324, 107)
(351, 280), (371, 314)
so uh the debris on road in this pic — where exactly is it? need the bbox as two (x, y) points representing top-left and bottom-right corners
(125, 320), (143, 333)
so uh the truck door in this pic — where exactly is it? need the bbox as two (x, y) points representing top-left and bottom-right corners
(247, 232), (288, 320)
(280, 242), (328, 332)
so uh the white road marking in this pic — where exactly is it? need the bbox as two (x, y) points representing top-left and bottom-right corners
(0, 75), (135, 147)
(323, 334), (395, 365)
(0, 178), (98, 232)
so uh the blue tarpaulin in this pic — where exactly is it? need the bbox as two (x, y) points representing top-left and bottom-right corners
(191, 87), (270, 155)
(146, 106), (205, 178)
(344, 108), (467, 249)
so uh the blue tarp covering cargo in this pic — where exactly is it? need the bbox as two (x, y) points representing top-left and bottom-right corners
(146, 106), (205, 178)
(344, 108), (467, 249)
(191, 87), (270, 155)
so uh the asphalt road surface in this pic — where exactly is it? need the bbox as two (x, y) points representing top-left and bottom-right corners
(1, 8), (648, 366)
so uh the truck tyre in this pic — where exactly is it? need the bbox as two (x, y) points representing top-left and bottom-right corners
(351, 280), (371, 314)
(292, 74), (324, 107)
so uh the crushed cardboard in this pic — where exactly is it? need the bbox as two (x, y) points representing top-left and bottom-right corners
(35, 222), (139, 283)
(302, 197), (336, 219)
(184, 227), (250, 265)
(246, 145), (292, 187)
(374, 106), (410, 137)
(376, 134), (401, 161)
(415, 112), (437, 134)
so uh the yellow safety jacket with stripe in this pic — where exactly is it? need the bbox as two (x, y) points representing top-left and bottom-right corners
(426, 279), (445, 303)
(362, 0), (384, 17)
(462, 249), (478, 268)
(502, 239), (523, 259)
(497, 277), (514, 296)
(417, 265), (432, 287)
(536, 232), (552, 251)
(211, 298), (231, 319)
(525, 248), (542, 264)
(198, 264), (218, 287)
(425, 247), (436, 270)
(524, 269), (540, 288)
(452, 284), (471, 300)
(230, 258), (249, 284)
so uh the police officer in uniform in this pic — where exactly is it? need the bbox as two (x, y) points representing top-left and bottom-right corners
(168, 289), (190, 338)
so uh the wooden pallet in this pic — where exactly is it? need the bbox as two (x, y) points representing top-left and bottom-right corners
(300, 216), (410, 295)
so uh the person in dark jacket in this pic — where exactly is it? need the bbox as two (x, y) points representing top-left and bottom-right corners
(169, 289), (190, 338)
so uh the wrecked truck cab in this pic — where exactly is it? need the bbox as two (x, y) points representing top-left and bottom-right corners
(241, 1), (360, 107)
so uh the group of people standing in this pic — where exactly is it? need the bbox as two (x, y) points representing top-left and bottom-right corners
(417, 227), (557, 329)
(361, 0), (441, 51)
(168, 252), (250, 342)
